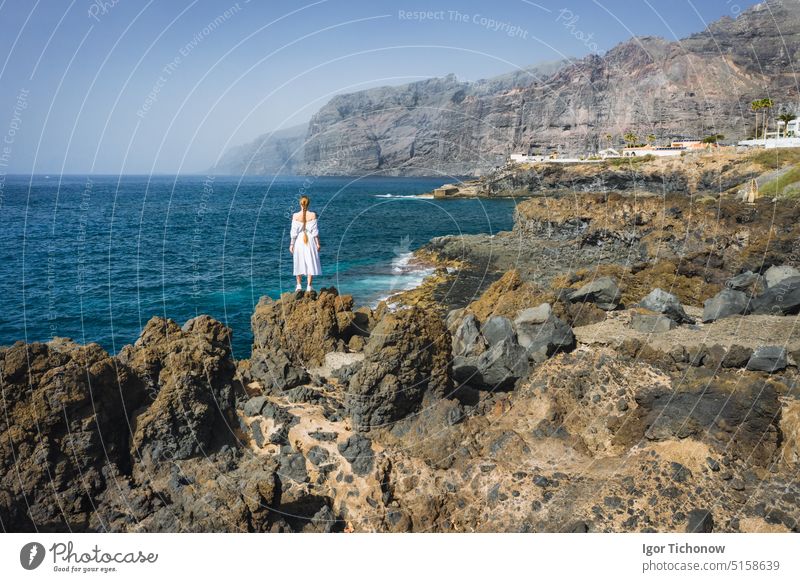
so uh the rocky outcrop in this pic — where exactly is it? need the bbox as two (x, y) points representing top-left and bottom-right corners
(449, 300), (575, 390)
(346, 307), (451, 431)
(119, 315), (239, 469)
(0, 339), (146, 531)
(3, 275), (800, 533)
(251, 288), (361, 368)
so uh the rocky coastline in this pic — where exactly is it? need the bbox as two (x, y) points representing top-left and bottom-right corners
(425, 148), (800, 200)
(3, 170), (800, 533)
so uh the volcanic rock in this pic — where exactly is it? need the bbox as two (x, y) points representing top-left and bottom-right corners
(345, 307), (451, 431)
(702, 289), (749, 322)
(750, 277), (800, 315)
(764, 265), (800, 288)
(568, 277), (621, 310)
(746, 346), (788, 373)
(638, 288), (693, 324)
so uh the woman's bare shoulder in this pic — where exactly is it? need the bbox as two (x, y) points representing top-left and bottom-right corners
(293, 211), (317, 219)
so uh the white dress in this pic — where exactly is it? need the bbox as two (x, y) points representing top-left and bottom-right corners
(290, 217), (321, 276)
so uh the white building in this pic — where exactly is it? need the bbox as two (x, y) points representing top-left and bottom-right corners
(598, 148), (621, 159)
(738, 116), (800, 148)
(622, 140), (714, 157)
(509, 153), (546, 163)
(738, 136), (800, 148)
(782, 118), (799, 136)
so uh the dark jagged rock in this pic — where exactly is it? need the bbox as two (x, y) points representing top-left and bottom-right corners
(568, 277), (621, 311)
(481, 316), (516, 347)
(514, 304), (575, 363)
(120, 316), (239, 467)
(468, 336), (530, 389)
(243, 395), (268, 416)
(345, 307), (451, 431)
(630, 310), (677, 334)
(702, 289), (749, 322)
(451, 312), (486, 357)
(459, 314), (536, 385)
(278, 453), (309, 484)
(337, 434), (374, 476)
(726, 271), (764, 293)
(635, 372), (781, 465)
(307, 446), (330, 466)
(330, 360), (363, 384)
(0, 339), (145, 531)
(308, 430), (338, 442)
(250, 421), (266, 447)
(686, 509), (714, 533)
(249, 347), (309, 393)
(764, 265), (800, 288)
(750, 276), (800, 316)
(746, 346), (788, 373)
(720, 345), (754, 369)
(638, 288), (693, 324)
(251, 289), (357, 367)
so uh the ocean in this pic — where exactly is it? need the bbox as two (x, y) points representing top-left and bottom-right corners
(0, 175), (516, 358)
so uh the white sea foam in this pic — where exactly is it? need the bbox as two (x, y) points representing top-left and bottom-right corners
(373, 193), (433, 199)
(370, 252), (435, 307)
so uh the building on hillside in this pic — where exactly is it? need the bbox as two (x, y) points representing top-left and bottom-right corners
(622, 139), (715, 157)
(738, 117), (800, 148)
(509, 153), (546, 164)
(598, 148), (621, 159)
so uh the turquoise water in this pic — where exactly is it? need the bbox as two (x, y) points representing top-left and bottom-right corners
(0, 175), (516, 357)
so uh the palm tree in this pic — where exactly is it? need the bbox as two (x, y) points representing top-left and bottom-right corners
(647, 134), (656, 145)
(761, 98), (774, 138)
(623, 131), (638, 147)
(777, 113), (796, 137)
(751, 99), (764, 139)
(604, 134), (613, 149)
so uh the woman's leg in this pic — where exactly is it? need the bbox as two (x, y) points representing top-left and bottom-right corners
(307, 275), (313, 288)
(295, 275), (302, 289)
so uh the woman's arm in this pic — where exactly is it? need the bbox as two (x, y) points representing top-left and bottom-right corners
(289, 220), (300, 253)
(306, 219), (320, 250)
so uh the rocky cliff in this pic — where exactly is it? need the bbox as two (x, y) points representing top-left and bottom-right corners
(213, 123), (307, 175)
(220, 0), (800, 176)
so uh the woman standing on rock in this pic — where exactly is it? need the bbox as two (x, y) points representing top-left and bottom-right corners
(289, 195), (322, 292)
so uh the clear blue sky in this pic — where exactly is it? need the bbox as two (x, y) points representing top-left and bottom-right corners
(0, 0), (760, 174)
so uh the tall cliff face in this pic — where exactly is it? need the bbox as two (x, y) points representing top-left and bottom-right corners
(222, 0), (800, 176)
(212, 123), (307, 175)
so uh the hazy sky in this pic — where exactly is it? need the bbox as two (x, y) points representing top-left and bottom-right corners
(0, 0), (760, 174)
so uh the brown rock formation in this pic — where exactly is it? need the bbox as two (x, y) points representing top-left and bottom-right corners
(0, 339), (145, 531)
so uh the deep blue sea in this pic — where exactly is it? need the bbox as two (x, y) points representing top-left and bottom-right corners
(0, 175), (516, 358)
